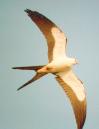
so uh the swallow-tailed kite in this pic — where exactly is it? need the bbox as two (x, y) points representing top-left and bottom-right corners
(12, 9), (86, 129)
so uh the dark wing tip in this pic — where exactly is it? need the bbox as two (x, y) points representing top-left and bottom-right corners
(24, 9), (34, 17)
(24, 9), (39, 17)
(24, 9), (33, 14)
(24, 9), (56, 26)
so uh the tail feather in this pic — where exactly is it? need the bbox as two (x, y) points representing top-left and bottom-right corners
(12, 65), (46, 90)
(17, 73), (47, 91)
(12, 65), (45, 71)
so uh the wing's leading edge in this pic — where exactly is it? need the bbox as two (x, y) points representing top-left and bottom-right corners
(25, 9), (67, 62)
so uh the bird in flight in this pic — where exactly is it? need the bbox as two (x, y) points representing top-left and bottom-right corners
(12, 9), (86, 129)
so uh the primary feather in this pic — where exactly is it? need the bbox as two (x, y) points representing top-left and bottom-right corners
(25, 9), (67, 62)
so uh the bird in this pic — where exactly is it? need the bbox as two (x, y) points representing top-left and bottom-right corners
(12, 9), (87, 129)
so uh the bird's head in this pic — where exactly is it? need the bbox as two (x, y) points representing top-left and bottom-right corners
(74, 58), (79, 65)
(66, 58), (79, 66)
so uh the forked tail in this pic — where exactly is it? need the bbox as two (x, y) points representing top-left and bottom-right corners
(12, 65), (47, 90)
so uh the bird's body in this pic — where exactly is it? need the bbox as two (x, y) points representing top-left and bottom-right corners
(13, 9), (87, 129)
(37, 57), (77, 73)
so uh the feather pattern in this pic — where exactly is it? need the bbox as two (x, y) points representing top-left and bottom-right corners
(25, 9), (67, 62)
(55, 70), (86, 129)
(12, 9), (87, 129)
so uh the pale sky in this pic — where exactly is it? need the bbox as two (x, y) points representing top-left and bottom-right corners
(1, 0), (99, 129)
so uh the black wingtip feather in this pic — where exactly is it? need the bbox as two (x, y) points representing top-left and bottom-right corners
(24, 9), (31, 13)
(24, 9), (31, 16)
(24, 9), (37, 15)
(24, 9), (46, 18)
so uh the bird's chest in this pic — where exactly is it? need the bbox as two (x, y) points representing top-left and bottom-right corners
(48, 59), (70, 73)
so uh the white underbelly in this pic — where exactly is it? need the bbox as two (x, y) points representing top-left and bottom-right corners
(47, 60), (71, 73)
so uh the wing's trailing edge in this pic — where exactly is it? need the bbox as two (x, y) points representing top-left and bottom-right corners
(25, 9), (67, 62)
(55, 71), (86, 129)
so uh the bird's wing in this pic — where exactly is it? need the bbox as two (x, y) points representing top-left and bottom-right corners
(55, 70), (86, 129)
(25, 9), (67, 62)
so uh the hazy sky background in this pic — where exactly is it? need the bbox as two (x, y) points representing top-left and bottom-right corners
(1, 0), (99, 129)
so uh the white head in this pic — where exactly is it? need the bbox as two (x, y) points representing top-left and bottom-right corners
(66, 57), (79, 66)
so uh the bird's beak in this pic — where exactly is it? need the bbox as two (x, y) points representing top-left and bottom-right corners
(75, 59), (79, 64)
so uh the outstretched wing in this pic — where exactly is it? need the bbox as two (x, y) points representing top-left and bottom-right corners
(56, 70), (86, 129)
(25, 9), (67, 62)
